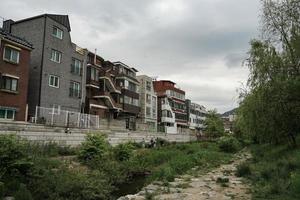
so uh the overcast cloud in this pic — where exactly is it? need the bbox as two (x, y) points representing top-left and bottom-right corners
(0, 0), (261, 113)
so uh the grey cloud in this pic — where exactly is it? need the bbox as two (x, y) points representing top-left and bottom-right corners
(0, 0), (260, 112)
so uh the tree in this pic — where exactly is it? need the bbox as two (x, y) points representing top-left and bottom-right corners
(204, 110), (225, 138)
(237, 0), (300, 147)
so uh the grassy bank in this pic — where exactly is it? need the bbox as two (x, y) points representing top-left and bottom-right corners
(236, 139), (300, 200)
(0, 134), (236, 200)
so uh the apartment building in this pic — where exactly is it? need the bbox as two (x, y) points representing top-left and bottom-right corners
(3, 14), (87, 118)
(114, 61), (140, 130)
(186, 99), (207, 133)
(0, 29), (33, 121)
(137, 75), (157, 131)
(85, 52), (122, 118)
(153, 80), (188, 133)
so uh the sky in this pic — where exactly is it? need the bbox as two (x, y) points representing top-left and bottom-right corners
(0, 0), (261, 113)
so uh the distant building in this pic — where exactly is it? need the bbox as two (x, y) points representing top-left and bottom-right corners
(3, 14), (87, 118)
(137, 75), (157, 131)
(221, 108), (237, 133)
(186, 100), (207, 133)
(0, 28), (33, 121)
(153, 80), (188, 133)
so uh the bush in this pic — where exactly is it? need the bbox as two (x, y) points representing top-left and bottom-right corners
(78, 134), (110, 162)
(236, 162), (251, 177)
(218, 136), (241, 153)
(113, 142), (135, 161)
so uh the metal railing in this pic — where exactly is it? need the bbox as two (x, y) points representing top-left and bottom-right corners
(34, 106), (99, 129)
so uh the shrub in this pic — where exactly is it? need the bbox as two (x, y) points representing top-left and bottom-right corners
(290, 173), (300, 197)
(14, 184), (33, 200)
(236, 162), (251, 177)
(78, 134), (110, 162)
(218, 136), (241, 153)
(113, 142), (135, 161)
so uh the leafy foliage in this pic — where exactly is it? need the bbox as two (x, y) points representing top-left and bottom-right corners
(237, 0), (300, 147)
(217, 136), (241, 153)
(204, 110), (225, 138)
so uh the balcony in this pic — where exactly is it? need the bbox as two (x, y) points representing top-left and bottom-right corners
(99, 71), (121, 94)
(93, 91), (122, 110)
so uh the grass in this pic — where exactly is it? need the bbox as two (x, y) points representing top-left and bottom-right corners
(236, 138), (300, 200)
(0, 135), (235, 200)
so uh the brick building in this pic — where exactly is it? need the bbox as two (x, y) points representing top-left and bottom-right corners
(3, 14), (87, 118)
(0, 29), (33, 121)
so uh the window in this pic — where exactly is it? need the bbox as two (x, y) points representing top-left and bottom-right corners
(146, 94), (151, 104)
(3, 46), (20, 64)
(49, 75), (59, 88)
(52, 27), (63, 39)
(146, 81), (151, 91)
(124, 96), (139, 106)
(70, 81), (81, 98)
(50, 49), (61, 63)
(0, 108), (15, 120)
(90, 67), (99, 81)
(146, 107), (151, 117)
(71, 58), (82, 75)
(0, 76), (18, 92)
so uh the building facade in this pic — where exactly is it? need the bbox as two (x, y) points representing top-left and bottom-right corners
(137, 75), (157, 132)
(85, 52), (122, 118)
(113, 61), (140, 130)
(186, 99), (207, 133)
(153, 80), (188, 133)
(3, 14), (87, 118)
(0, 29), (33, 121)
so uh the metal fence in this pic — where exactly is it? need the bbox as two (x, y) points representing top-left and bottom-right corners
(34, 106), (99, 129)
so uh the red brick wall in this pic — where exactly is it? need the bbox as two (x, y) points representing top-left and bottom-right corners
(0, 40), (31, 121)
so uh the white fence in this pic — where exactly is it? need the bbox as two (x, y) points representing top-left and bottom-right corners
(34, 106), (99, 129)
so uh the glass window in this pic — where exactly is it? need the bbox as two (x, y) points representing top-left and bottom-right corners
(3, 47), (20, 64)
(90, 67), (99, 81)
(0, 108), (15, 120)
(50, 49), (61, 63)
(146, 107), (151, 117)
(70, 81), (81, 98)
(49, 75), (59, 88)
(146, 81), (151, 91)
(146, 94), (151, 104)
(0, 76), (18, 91)
(71, 58), (82, 75)
(52, 27), (63, 39)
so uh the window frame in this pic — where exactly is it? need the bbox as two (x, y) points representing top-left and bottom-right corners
(48, 75), (60, 88)
(52, 26), (63, 39)
(71, 58), (82, 75)
(50, 49), (62, 63)
(0, 75), (19, 92)
(3, 46), (20, 64)
(0, 108), (16, 120)
(69, 81), (81, 98)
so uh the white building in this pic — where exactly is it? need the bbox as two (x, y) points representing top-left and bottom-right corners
(137, 75), (157, 131)
(186, 100), (207, 133)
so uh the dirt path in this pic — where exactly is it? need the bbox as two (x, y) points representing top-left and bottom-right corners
(118, 150), (252, 200)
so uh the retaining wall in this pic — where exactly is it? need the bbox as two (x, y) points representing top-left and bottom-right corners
(0, 121), (196, 146)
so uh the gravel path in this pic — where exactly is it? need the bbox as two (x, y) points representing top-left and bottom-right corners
(118, 150), (252, 200)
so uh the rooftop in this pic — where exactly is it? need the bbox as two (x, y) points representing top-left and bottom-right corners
(0, 28), (33, 49)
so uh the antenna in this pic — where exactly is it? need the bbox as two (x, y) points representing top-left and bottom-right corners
(0, 16), (5, 28)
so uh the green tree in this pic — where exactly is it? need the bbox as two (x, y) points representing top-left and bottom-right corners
(204, 110), (225, 138)
(237, 0), (300, 147)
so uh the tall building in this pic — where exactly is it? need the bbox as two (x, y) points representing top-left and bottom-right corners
(137, 75), (157, 131)
(153, 80), (188, 133)
(186, 100), (207, 133)
(85, 52), (123, 118)
(0, 29), (33, 121)
(113, 61), (140, 130)
(3, 14), (87, 118)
